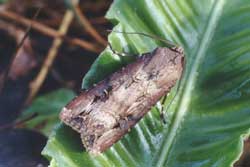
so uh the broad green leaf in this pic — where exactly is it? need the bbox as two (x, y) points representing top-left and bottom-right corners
(21, 89), (75, 136)
(43, 0), (250, 166)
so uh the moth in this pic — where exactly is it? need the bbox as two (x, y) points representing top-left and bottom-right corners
(60, 45), (184, 155)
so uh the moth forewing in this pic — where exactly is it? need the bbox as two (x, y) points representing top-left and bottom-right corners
(60, 47), (184, 155)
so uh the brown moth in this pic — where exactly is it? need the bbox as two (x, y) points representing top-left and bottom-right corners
(60, 46), (184, 155)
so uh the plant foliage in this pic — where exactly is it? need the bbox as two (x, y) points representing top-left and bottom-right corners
(43, 0), (250, 166)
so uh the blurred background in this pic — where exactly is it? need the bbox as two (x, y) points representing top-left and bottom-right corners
(0, 0), (111, 166)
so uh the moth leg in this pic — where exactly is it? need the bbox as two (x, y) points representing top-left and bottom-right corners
(156, 101), (167, 124)
(160, 80), (182, 124)
(171, 46), (184, 54)
(102, 85), (112, 99)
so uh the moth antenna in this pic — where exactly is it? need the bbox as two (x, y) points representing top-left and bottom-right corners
(107, 30), (176, 47)
(108, 42), (135, 57)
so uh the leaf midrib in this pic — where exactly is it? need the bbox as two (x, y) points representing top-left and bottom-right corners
(155, 0), (226, 166)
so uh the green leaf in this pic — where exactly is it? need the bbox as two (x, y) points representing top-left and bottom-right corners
(21, 89), (75, 136)
(43, 0), (250, 166)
